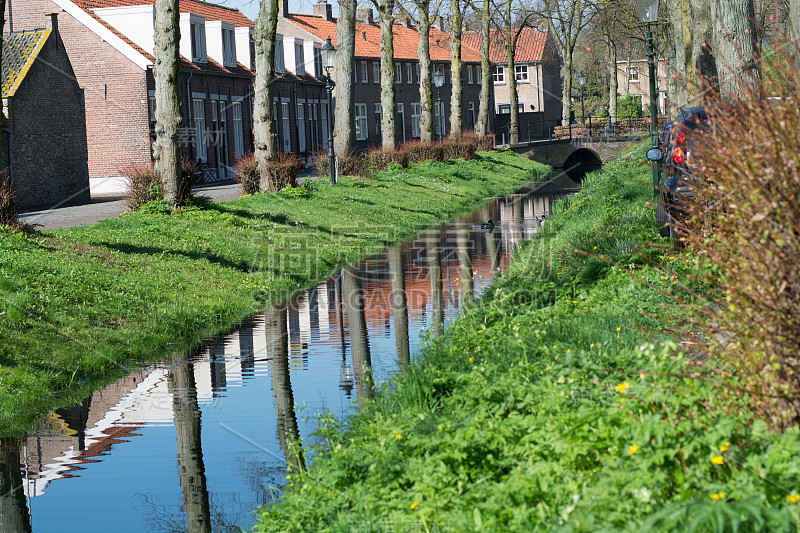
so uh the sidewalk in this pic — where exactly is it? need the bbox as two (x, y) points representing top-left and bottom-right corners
(19, 181), (243, 230)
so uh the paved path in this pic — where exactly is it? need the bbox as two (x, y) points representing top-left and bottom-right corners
(19, 181), (243, 230)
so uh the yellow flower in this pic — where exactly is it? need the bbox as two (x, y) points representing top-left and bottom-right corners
(477, 329), (483, 333)
(590, 343), (595, 348)
(593, 246), (597, 250)
(616, 327), (621, 332)
(567, 349), (571, 353)
(711, 492), (725, 501)
(616, 382), (628, 393)
(787, 493), (800, 504)
(395, 433), (402, 439)
(410, 499), (420, 510)
(469, 356), (474, 362)
(629, 444), (638, 455)
(712, 456), (724, 465)
(720, 442), (730, 452)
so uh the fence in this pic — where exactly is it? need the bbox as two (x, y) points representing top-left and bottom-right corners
(495, 115), (670, 145)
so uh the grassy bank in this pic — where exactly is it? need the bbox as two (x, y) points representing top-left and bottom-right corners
(256, 149), (800, 532)
(0, 152), (546, 434)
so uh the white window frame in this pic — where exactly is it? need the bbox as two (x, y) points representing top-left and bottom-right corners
(295, 42), (305, 75)
(222, 27), (237, 67)
(297, 102), (306, 152)
(191, 21), (207, 63)
(361, 61), (369, 83)
(468, 101), (476, 128)
(375, 103), (383, 143)
(628, 66), (639, 82)
(411, 102), (421, 138)
(321, 102), (329, 147)
(395, 62), (402, 84)
(148, 93), (156, 124)
(493, 65), (505, 84)
(232, 101), (244, 158)
(407, 63), (413, 84)
(434, 101), (445, 136)
(373, 61), (380, 84)
(281, 101), (291, 152)
(355, 103), (368, 141)
(275, 37), (285, 73)
(515, 64), (528, 82)
(193, 98), (207, 160)
(396, 102), (405, 142)
(498, 104), (511, 114)
(467, 65), (474, 84)
(477, 65), (482, 85)
(314, 48), (323, 78)
(416, 63), (420, 82)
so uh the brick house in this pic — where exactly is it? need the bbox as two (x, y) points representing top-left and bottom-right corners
(616, 58), (668, 116)
(278, 1), (490, 150)
(2, 13), (90, 208)
(463, 28), (562, 140)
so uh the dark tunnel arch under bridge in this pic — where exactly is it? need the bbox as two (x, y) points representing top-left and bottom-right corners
(563, 148), (603, 181)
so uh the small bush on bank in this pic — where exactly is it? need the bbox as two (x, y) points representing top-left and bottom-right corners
(405, 141), (445, 163)
(0, 171), (19, 230)
(442, 137), (478, 160)
(262, 153), (302, 192)
(463, 130), (495, 151)
(314, 148), (366, 179)
(365, 147), (410, 171)
(234, 153), (259, 195)
(123, 159), (197, 211)
(314, 149), (330, 179)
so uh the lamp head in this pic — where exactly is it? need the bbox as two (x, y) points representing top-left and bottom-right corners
(433, 65), (445, 88)
(321, 36), (336, 72)
(633, 0), (659, 23)
(578, 71), (585, 86)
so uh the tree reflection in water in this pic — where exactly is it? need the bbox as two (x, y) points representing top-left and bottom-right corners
(0, 438), (31, 533)
(388, 247), (411, 374)
(426, 230), (444, 337)
(342, 267), (374, 404)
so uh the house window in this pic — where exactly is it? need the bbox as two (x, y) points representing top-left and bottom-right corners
(232, 101), (244, 158)
(314, 48), (323, 78)
(222, 27), (236, 67)
(297, 103), (306, 152)
(375, 103), (382, 142)
(355, 103), (368, 141)
(148, 95), (156, 125)
(321, 103), (329, 147)
(411, 103), (421, 138)
(628, 66), (639, 82)
(477, 65), (482, 85)
(361, 61), (369, 83)
(190, 22), (207, 63)
(295, 43), (304, 75)
(468, 101), (476, 129)
(434, 101), (445, 136)
(407, 63), (413, 84)
(515, 65), (528, 82)
(467, 65), (474, 84)
(493, 65), (505, 84)
(395, 62), (402, 83)
(373, 61), (380, 84)
(498, 104), (511, 114)
(396, 102), (405, 142)
(193, 99), (207, 160)
(281, 102), (291, 152)
(275, 39), (285, 73)
(416, 63), (420, 82)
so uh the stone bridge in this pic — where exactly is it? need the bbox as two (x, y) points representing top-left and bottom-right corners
(507, 136), (647, 180)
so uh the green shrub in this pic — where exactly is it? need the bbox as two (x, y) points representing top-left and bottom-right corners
(617, 93), (644, 119)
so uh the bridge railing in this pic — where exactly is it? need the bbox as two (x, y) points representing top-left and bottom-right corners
(494, 115), (669, 146)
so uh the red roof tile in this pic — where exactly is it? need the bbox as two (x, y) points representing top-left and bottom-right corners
(286, 14), (481, 63)
(462, 28), (548, 64)
(74, 0), (254, 27)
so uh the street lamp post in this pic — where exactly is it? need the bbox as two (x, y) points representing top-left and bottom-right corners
(578, 71), (586, 124)
(433, 65), (445, 142)
(321, 37), (337, 186)
(634, 0), (660, 196)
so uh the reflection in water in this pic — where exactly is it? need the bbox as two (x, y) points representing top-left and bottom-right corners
(265, 304), (305, 473)
(16, 179), (578, 533)
(426, 230), (445, 337)
(456, 227), (474, 304)
(0, 439), (31, 533)
(388, 247), (411, 374)
(169, 362), (212, 533)
(342, 267), (374, 404)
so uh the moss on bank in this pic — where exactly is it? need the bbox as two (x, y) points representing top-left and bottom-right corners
(0, 152), (546, 434)
(255, 150), (800, 532)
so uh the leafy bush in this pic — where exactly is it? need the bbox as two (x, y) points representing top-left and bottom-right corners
(617, 93), (644, 119)
(405, 141), (445, 163)
(685, 48), (800, 430)
(234, 153), (260, 195)
(365, 147), (410, 170)
(0, 170), (19, 230)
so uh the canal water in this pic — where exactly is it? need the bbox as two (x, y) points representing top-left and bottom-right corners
(1, 176), (578, 533)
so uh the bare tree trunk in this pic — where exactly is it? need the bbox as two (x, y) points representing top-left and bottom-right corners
(792, 0), (800, 39)
(449, 0), (464, 139)
(153, 0), (182, 206)
(476, 0), (491, 138)
(418, 8), (434, 143)
(0, 439), (31, 533)
(335, 0), (356, 157)
(608, 35), (618, 123)
(388, 248), (410, 374)
(712, 0), (759, 98)
(505, 5), (518, 144)
(0, 0), (6, 171)
(342, 267), (374, 405)
(561, 52), (573, 127)
(253, 0), (279, 191)
(378, 0), (397, 150)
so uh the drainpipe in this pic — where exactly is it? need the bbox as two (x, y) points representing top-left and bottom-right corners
(2, 128), (13, 183)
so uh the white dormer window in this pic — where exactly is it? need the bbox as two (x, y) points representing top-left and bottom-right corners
(275, 35), (285, 73)
(295, 42), (305, 75)
(190, 20), (206, 63)
(222, 27), (236, 67)
(314, 47), (323, 78)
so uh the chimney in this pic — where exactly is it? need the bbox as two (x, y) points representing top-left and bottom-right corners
(356, 6), (374, 25)
(431, 15), (443, 31)
(45, 12), (59, 33)
(393, 13), (414, 28)
(313, 1), (334, 21)
(280, 0), (289, 16)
